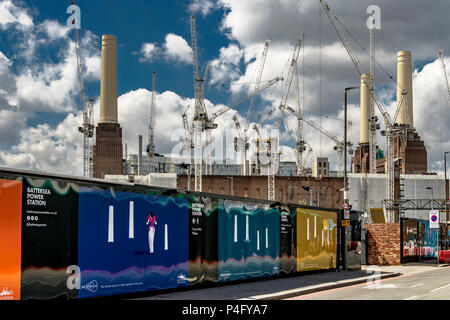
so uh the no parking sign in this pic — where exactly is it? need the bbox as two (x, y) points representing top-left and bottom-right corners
(429, 210), (439, 229)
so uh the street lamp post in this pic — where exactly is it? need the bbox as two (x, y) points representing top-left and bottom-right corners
(340, 86), (359, 272)
(343, 86), (359, 206)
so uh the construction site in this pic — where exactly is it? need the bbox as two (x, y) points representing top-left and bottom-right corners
(68, 2), (448, 229)
(2, 0), (450, 303)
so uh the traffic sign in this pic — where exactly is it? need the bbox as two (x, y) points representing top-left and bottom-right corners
(429, 210), (439, 229)
(447, 199), (450, 206)
(343, 202), (350, 210)
(341, 220), (350, 227)
(343, 209), (350, 219)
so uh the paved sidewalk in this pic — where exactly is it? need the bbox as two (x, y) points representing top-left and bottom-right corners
(131, 262), (448, 300)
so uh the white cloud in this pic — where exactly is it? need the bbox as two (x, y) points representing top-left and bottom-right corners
(162, 33), (193, 64)
(209, 44), (244, 85)
(0, 112), (83, 175)
(40, 20), (68, 41)
(0, 0), (33, 30)
(139, 42), (160, 62)
(188, 0), (215, 17)
(137, 34), (192, 65)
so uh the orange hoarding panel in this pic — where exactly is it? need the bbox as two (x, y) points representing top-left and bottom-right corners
(296, 208), (337, 272)
(0, 179), (22, 300)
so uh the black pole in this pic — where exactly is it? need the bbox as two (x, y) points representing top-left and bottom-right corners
(342, 86), (359, 271)
(445, 152), (449, 250)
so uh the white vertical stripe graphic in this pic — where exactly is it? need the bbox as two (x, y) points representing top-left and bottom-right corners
(129, 201), (134, 239)
(314, 216), (317, 238)
(108, 206), (114, 243)
(327, 229), (330, 245)
(245, 214), (249, 241)
(164, 224), (168, 250)
(234, 215), (238, 243)
(322, 230), (324, 246)
(265, 228), (268, 249)
(307, 218), (310, 240)
(257, 230), (260, 251)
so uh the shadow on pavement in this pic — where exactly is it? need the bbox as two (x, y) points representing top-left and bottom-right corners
(132, 268), (392, 300)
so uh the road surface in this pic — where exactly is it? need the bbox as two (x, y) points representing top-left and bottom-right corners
(286, 266), (450, 300)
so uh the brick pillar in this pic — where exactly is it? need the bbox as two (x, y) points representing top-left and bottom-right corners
(366, 223), (401, 265)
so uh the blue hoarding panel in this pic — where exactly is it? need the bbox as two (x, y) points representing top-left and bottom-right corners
(77, 188), (189, 298)
(218, 200), (280, 282)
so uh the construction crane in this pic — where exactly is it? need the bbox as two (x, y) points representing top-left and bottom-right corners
(252, 35), (306, 172)
(207, 75), (282, 177)
(232, 37), (271, 176)
(147, 70), (157, 173)
(190, 16), (216, 191)
(368, 17), (379, 174)
(438, 50), (450, 109)
(70, 0), (94, 178)
(189, 16), (281, 190)
(320, 0), (410, 223)
(282, 104), (352, 176)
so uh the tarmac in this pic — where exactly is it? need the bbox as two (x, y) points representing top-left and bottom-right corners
(131, 260), (449, 300)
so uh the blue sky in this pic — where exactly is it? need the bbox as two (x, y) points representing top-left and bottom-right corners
(17, 0), (234, 107)
(0, 0), (449, 176)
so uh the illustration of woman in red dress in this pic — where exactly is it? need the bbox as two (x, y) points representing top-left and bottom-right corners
(146, 212), (157, 253)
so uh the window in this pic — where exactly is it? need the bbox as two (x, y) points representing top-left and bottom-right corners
(318, 162), (322, 168)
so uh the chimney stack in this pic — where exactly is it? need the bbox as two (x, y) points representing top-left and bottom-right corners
(395, 50), (413, 127)
(93, 35), (123, 179)
(100, 35), (118, 124)
(360, 74), (372, 144)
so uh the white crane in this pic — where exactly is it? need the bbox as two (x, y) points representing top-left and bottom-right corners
(232, 37), (271, 176)
(438, 50), (450, 109)
(320, 0), (410, 223)
(252, 36), (306, 171)
(70, 0), (94, 178)
(190, 16), (215, 191)
(206, 77), (282, 175)
(147, 70), (157, 173)
(282, 104), (352, 176)
(368, 17), (379, 174)
(189, 16), (281, 190)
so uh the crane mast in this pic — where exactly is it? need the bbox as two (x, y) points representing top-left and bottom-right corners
(71, 0), (94, 178)
(233, 37), (272, 176)
(438, 50), (450, 109)
(147, 70), (157, 173)
(190, 16), (215, 191)
(283, 104), (350, 176)
(368, 26), (379, 174)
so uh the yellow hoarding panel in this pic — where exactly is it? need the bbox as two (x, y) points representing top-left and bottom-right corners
(370, 208), (385, 223)
(296, 208), (337, 272)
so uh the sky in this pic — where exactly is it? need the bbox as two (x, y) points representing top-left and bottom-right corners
(0, 0), (449, 177)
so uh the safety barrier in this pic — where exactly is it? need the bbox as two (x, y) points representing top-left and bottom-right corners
(440, 250), (450, 264)
(0, 167), (349, 300)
